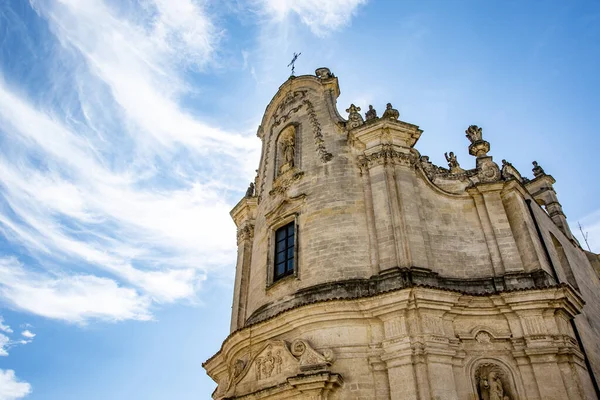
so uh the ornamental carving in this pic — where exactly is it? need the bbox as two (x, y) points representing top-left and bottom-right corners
(500, 160), (523, 182)
(270, 169), (304, 196)
(475, 363), (515, 400)
(465, 125), (483, 143)
(346, 104), (364, 129)
(358, 145), (418, 173)
(315, 67), (334, 79)
(476, 157), (501, 183)
(228, 339), (336, 392)
(237, 224), (254, 243)
(303, 99), (333, 163)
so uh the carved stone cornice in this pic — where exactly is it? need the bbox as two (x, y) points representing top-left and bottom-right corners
(358, 145), (418, 173)
(230, 197), (258, 229)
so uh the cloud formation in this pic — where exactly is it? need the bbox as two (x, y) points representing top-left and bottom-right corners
(0, 369), (31, 400)
(0, 0), (260, 323)
(259, 0), (367, 36)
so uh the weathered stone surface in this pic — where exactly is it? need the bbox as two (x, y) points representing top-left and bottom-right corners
(204, 69), (600, 399)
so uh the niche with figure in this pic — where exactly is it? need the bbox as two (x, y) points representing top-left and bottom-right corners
(474, 363), (516, 400)
(276, 125), (297, 176)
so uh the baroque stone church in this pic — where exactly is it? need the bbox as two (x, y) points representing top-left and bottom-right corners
(203, 68), (600, 399)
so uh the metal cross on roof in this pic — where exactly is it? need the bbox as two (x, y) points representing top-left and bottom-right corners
(287, 52), (301, 76)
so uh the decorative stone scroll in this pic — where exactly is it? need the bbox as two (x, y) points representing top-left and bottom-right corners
(303, 99), (333, 163)
(501, 160), (523, 182)
(346, 104), (364, 129)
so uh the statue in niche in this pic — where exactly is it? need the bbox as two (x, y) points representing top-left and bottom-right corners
(381, 103), (399, 120)
(365, 105), (377, 121)
(278, 128), (295, 175)
(476, 364), (512, 400)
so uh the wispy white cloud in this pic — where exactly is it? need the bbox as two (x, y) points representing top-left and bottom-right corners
(0, 316), (12, 334)
(0, 1), (262, 322)
(0, 369), (31, 400)
(0, 258), (151, 323)
(0, 314), (34, 356)
(21, 331), (35, 339)
(258, 0), (368, 36)
(0, 333), (9, 356)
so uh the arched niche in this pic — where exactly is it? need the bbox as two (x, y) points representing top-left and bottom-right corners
(468, 358), (522, 400)
(275, 124), (298, 176)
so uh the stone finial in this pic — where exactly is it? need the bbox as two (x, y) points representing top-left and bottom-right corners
(381, 103), (399, 120)
(365, 105), (377, 121)
(532, 161), (545, 177)
(346, 104), (364, 129)
(315, 67), (333, 79)
(466, 125), (490, 158)
(465, 125), (483, 143)
(245, 182), (255, 197)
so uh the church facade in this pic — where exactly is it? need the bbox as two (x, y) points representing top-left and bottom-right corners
(203, 68), (600, 400)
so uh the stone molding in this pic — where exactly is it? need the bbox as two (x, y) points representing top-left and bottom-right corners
(205, 285), (586, 400)
(245, 266), (559, 326)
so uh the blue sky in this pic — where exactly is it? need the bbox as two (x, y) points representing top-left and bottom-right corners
(0, 0), (598, 399)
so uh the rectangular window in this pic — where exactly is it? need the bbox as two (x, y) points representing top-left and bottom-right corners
(274, 221), (295, 281)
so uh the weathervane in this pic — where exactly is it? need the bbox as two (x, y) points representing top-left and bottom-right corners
(287, 52), (301, 76)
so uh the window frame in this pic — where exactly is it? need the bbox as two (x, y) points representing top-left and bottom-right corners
(273, 221), (295, 281)
(267, 215), (299, 288)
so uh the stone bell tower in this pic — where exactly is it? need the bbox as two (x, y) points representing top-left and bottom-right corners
(203, 68), (600, 400)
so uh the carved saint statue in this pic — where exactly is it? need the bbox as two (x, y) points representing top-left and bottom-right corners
(477, 368), (510, 400)
(381, 103), (399, 120)
(444, 151), (460, 170)
(245, 182), (255, 197)
(532, 161), (545, 177)
(365, 105), (377, 121)
(279, 135), (295, 174)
